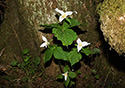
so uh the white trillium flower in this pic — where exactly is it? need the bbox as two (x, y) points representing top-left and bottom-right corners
(40, 36), (50, 48)
(77, 38), (90, 52)
(62, 71), (68, 81)
(55, 8), (77, 22)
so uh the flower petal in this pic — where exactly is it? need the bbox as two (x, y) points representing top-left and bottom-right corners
(65, 11), (73, 16)
(62, 71), (68, 81)
(76, 38), (82, 44)
(59, 16), (65, 22)
(77, 44), (82, 52)
(40, 42), (47, 47)
(82, 41), (90, 47)
(55, 8), (64, 14)
(64, 74), (68, 81)
(42, 36), (47, 42)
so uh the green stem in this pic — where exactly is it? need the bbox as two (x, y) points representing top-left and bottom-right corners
(58, 61), (63, 73)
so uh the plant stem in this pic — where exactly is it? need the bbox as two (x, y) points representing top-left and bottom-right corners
(58, 61), (63, 73)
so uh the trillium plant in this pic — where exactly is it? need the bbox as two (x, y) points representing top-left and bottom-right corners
(40, 8), (95, 88)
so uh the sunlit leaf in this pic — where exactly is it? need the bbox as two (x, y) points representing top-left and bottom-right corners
(52, 28), (77, 46)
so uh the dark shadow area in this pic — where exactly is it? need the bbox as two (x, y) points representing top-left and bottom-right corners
(38, 28), (52, 34)
(0, 0), (6, 26)
(97, 21), (125, 72)
(108, 49), (125, 72)
(72, 26), (87, 35)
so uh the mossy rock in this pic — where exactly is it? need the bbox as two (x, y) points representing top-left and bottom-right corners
(97, 0), (125, 55)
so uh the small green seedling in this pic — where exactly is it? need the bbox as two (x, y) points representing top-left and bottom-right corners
(11, 49), (41, 82)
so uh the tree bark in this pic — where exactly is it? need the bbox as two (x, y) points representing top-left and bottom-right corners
(0, 0), (100, 65)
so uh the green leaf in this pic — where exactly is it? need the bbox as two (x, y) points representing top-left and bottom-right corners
(44, 48), (54, 64)
(82, 48), (93, 56)
(33, 57), (40, 65)
(68, 50), (82, 66)
(69, 72), (77, 79)
(63, 22), (70, 29)
(11, 60), (18, 66)
(64, 65), (70, 72)
(56, 74), (63, 79)
(67, 19), (81, 27)
(54, 47), (68, 61)
(24, 56), (31, 62)
(76, 70), (81, 75)
(52, 28), (77, 46)
(94, 75), (99, 80)
(65, 18), (71, 24)
(22, 49), (29, 55)
(70, 81), (75, 87)
(64, 77), (70, 87)
(93, 48), (100, 54)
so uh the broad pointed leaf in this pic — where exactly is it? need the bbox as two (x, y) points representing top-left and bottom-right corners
(56, 74), (63, 79)
(68, 50), (82, 66)
(44, 48), (54, 64)
(52, 28), (77, 46)
(54, 47), (68, 61)
(64, 77), (70, 87)
(64, 65), (70, 72)
(66, 19), (81, 27)
(69, 72), (77, 79)
(63, 22), (70, 29)
(82, 48), (93, 56)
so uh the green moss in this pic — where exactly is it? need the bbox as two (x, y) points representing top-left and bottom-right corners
(97, 0), (125, 55)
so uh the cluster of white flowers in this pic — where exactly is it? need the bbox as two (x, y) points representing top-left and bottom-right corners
(40, 8), (90, 81)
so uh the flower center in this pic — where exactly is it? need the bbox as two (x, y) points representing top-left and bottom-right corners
(79, 43), (82, 47)
(64, 73), (67, 76)
(62, 14), (66, 18)
(46, 41), (49, 45)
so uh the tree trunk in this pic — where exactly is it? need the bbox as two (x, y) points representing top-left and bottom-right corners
(0, 0), (100, 67)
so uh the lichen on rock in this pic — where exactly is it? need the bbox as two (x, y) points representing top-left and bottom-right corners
(97, 0), (125, 55)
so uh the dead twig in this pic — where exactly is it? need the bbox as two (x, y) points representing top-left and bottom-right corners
(102, 67), (112, 88)
(0, 48), (5, 56)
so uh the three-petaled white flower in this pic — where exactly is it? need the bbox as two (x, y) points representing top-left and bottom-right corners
(55, 8), (77, 22)
(40, 36), (50, 48)
(62, 71), (68, 81)
(77, 38), (90, 52)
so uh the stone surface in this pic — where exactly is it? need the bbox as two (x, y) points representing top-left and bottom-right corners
(97, 0), (125, 55)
